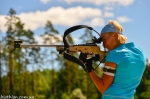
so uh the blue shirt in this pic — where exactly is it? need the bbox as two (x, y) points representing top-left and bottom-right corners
(102, 42), (146, 99)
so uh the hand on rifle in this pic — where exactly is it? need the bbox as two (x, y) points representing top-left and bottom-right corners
(79, 52), (94, 73)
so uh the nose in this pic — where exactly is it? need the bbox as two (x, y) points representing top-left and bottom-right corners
(103, 43), (109, 50)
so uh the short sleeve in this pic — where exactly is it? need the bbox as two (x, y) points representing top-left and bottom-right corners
(105, 50), (122, 65)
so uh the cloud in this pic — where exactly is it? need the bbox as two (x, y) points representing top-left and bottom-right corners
(40, 0), (51, 4)
(60, 0), (135, 6)
(116, 16), (132, 23)
(84, 17), (105, 27)
(104, 6), (114, 11)
(0, 15), (7, 32)
(0, 6), (132, 32)
(0, 6), (104, 32)
(34, 36), (44, 44)
(104, 12), (114, 18)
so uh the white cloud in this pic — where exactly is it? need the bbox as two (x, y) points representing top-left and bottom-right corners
(34, 36), (44, 44)
(84, 17), (105, 27)
(0, 15), (7, 32)
(0, 6), (132, 33)
(0, 6), (103, 32)
(104, 6), (114, 11)
(116, 16), (132, 23)
(40, 0), (51, 4)
(104, 12), (114, 18)
(61, 0), (135, 6)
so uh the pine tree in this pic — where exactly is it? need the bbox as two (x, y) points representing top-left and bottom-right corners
(41, 21), (61, 97)
(2, 8), (41, 96)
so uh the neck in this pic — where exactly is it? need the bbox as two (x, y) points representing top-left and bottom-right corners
(114, 41), (121, 49)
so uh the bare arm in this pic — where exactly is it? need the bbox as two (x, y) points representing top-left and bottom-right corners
(89, 62), (116, 94)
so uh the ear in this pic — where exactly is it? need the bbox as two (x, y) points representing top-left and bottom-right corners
(113, 33), (118, 38)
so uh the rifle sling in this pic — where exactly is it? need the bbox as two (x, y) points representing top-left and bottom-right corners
(63, 52), (87, 71)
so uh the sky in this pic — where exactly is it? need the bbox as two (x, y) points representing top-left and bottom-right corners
(0, 0), (150, 61)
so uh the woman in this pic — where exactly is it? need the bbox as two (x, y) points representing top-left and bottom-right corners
(79, 20), (146, 99)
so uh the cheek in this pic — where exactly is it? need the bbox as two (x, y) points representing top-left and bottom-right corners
(104, 39), (114, 48)
(105, 39), (112, 45)
(103, 41), (110, 48)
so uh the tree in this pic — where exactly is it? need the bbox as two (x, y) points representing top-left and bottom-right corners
(79, 28), (94, 43)
(135, 64), (150, 99)
(2, 8), (41, 96)
(41, 21), (61, 97)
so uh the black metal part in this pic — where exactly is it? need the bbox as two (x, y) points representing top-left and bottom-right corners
(14, 41), (22, 48)
(10, 41), (22, 53)
(92, 54), (100, 61)
(92, 37), (102, 44)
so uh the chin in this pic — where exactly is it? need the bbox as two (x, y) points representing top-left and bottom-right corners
(107, 47), (113, 51)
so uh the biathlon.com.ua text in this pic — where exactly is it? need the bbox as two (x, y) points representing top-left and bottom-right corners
(1, 95), (34, 99)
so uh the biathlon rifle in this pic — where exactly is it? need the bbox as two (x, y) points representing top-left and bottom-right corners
(11, 25), (107, 72)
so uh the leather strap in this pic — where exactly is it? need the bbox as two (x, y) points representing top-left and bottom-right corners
(103, 67), (116, 73)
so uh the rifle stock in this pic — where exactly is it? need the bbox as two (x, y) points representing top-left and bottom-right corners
(56, 44), (107, 62)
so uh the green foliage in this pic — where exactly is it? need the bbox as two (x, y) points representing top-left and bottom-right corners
(70, 88), (86, 99)
(135, 65), (150, 99)
(61, 93), (69, 99)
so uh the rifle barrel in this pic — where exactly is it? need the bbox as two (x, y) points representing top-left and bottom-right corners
(20, 44), (64, 48)
(19, 44), (97, 48)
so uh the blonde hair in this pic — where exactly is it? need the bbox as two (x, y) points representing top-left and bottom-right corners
(118, 34), (127, 44)
(108, 20), (127, 44)
(108, 20), (123, 33)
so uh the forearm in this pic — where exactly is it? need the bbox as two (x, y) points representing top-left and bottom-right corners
(89, 70), (114, 94)
(89, 70), (105, 93)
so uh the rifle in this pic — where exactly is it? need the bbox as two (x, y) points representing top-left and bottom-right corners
(11, 25), (107, 72)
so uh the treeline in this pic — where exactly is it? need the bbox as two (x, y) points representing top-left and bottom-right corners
(0, 8), (150, 99)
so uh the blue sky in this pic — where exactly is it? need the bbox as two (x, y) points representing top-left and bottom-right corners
(0, 0), (150, 60)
